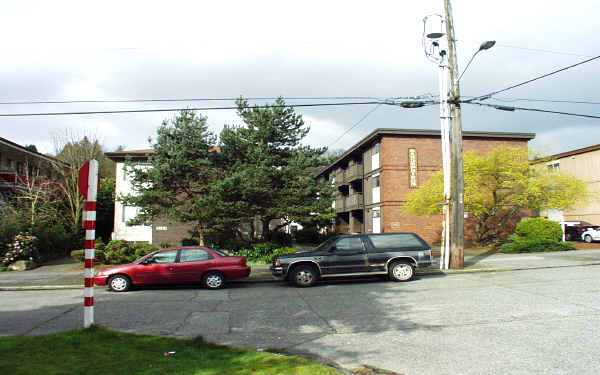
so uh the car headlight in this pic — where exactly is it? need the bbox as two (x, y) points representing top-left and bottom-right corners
(275, 258), (281, 267)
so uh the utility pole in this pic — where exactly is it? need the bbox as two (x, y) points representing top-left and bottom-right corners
(444, 0), (465, 268)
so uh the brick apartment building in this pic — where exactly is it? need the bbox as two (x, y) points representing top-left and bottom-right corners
(105, 149), (196, 246)
(0, 137), (66, 202)
(316, 128), (535, 244)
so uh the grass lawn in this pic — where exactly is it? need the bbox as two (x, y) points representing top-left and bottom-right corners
(0, 326), (341, 375)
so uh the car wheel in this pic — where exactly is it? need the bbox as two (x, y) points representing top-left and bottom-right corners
(108, 275), (131, 292)
(388, 261), (415, 282)
(584, 235), (593, 243)
(203, 271), (225, 289)
(290, 265), (318, 287)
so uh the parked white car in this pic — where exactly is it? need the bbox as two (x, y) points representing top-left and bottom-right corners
(581, 228), (600, 243)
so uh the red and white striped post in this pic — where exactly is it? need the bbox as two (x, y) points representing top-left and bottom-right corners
(78, 160), (99, 328)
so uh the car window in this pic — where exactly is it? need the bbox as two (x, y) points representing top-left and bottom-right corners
(334, 237), (364, 252)
(368, 234), (425, 249)
(180, 249), (213, 263)
(212, 249), (229, 257)
(150, 250), (178, 264)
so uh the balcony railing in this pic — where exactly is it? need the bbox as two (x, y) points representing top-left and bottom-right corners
(345, 194), (364, 211)
(335, 198), (345, 213)
(345, 164), (362, 182)
(334, 170), (345, 186)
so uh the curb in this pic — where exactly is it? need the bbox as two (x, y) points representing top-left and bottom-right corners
(3, 261), (600, 291)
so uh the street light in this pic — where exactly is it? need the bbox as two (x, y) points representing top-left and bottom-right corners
(458, 40), (496, 82)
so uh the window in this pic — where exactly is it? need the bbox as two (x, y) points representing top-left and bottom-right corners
(374, 175), (380, 187)
(149, 250), (178, 264)
(335, 237), (364, 252)
(367, 234), (425, 249)
(179, 249), (212, 262)
(6, 159), (12, 169)
(548, 162), (560, 172)
(374, 143), (380, 154)
(17, 162), (24, 174)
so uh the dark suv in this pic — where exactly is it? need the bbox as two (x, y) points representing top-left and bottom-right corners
(271, 233), (433, 287)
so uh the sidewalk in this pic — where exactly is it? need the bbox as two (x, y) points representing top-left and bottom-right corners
(2, 248), (600, 291)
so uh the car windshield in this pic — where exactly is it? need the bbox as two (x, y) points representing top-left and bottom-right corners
(314, 237), (338, 251)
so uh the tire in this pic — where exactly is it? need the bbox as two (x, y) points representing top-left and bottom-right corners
(108, 274), (131, 292)
(290, 264), (318, 287)
(203, 271), (225, 289)
(388, 261), (415, 282)
(584, 235), (593, 243)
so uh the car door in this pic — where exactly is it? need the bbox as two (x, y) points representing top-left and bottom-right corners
(169, 248), (215, 284)
(133, 249), (179, 285)
(322, 236), (368, 274)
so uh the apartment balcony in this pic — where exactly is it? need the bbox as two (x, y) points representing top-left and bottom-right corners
(334, 170), (346, 187)
(345, 193), (364, 211)
(335, 197), (345, 213)
(345, 163), (362, 182)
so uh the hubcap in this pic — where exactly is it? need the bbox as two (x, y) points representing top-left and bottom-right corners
(393, 264), (413, 280)
(110, 277), (127, 291)
(206, 274), (223, 288)
(296, 270), (313, 285)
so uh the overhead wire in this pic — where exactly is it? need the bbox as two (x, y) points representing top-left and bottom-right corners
(327, 103), (383, 148)
(466, 101), (600, 120)
(0, 101), (382, 117)
(466, 54), (600, 102)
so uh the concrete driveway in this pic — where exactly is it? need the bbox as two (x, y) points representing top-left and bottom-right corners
(2, 264), (600, 374)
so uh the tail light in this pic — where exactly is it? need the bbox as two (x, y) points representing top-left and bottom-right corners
(430, 249), (434, 260)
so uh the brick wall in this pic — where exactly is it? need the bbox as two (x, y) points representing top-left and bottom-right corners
(379, 135), (529, 243)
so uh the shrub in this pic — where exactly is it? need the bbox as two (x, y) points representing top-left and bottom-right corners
(103, 240), (158, 265)
(1, 233), (39, 266)
(500, 239), (575, 253)
(231, 242), (297, 263)
(181, 238), (199, 246)
(0, 219), (25, 257)
(270, 230), (293, 246)
(32, 221), (82, 262)
(70, 250), (106, 264)
(293, 227), (321, 245)
(515, 218), (562, 242)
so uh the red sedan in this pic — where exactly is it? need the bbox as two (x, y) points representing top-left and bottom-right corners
(94, 247), (251, 292)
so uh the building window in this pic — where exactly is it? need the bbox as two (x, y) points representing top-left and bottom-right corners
(16, 162), (24, 174)
(6, 159), (12, 169)
(547, 162), (559, 172)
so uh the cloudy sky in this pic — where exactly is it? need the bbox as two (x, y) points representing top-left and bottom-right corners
(1, 0), (599, 156)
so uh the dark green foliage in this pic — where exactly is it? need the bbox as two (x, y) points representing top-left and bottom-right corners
(515, 218), (563, 242)
(103, 240), (159, 264)
(31, 221), (82, 262)
(96, 178), (115, 242)
(231, 243), (297, 263)
(294, 227), (338, 245)
(181, 238), (200, 246)
(270, 230), (293, 246)
(499, 238), (575, 253)
(0, 219), (25, 257)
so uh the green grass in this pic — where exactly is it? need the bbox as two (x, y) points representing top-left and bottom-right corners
(0, 325), (341, 375)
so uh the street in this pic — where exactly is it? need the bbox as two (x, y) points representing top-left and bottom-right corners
(2, 265), (600, 375)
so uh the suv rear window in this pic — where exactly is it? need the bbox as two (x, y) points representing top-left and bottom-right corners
(367, 234), (425, 250)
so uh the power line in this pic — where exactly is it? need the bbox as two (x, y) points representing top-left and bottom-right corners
(0, 96), (381, 106)
(492, 97), (600, 105)
(0, 101), (381, 117)
(328, 103), (382, 148)
(493, 44), (595, 58)
(466, 54), (600, 102)
(467, 101), (600, 120)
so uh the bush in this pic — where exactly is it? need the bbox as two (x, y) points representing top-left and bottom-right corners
(231, 242), (297, 263)
(0, 219), (25, 257)
(1, 233), (39, 266)
(181, 238), (199, 246)
(515, 218), (562, 242)
(293, 227), (321, 244)
(270, 230), (293, 246)
(103, 240), (159, 265)
(500, 238), (575, 253)
(70, 250), (106, 264)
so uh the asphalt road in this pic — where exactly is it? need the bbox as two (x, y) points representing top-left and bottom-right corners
(2, 265), (600, 375)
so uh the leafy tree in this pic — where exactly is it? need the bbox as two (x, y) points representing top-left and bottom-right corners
(53, 131), (115, 231)
(215, 97), (335, 242)
(120, 110), (220, 239)
(96, 178), (115, 242)
(403, 145), (589, 244)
